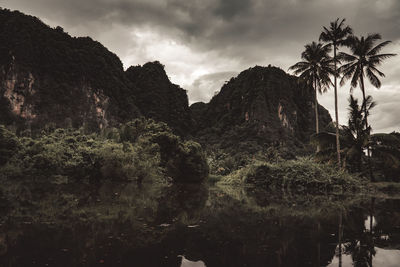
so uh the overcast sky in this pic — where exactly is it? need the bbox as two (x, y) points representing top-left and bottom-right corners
(2, 0), (400, 132)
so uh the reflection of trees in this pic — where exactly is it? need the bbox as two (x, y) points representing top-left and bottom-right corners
(4, 183), (400, 267)
(338, 198), (400, 267)
(346, 233), (375, 267)
(341, 198), (375, 267)
(372, 199), (400, 250)
(155, 183), (208, 225)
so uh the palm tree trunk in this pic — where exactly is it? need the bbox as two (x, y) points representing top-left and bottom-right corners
(314, 78), (319, 133)
(360, 74), (368, 127)
(314, 77), (320, 152)
(360, 74), (374, 181)
(334, 46), (341, 167)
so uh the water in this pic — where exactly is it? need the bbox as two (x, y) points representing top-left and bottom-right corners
(0, 180), (399, 266)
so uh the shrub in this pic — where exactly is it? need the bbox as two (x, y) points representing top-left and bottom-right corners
(119, 119), (209, 183)
(220, 157), (365, 192)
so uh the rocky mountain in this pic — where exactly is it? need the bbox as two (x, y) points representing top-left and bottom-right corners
(0, 9), (332, 154)
(0, 9), (191, 135)
(0, 9), (139, 132)
(126, 62), (192, 136)
(191, 65), (331, 157)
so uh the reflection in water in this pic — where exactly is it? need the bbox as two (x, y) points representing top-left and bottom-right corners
(365, 216), (377, 232)
(0, 181), (400, 266)
(179, 255), (206, 267)
(329, 247), (400, 267)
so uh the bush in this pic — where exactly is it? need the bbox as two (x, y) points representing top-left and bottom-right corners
(220, 157), (366, 192)
(120, 119), (209, 183)
(165, 141), (209, 183)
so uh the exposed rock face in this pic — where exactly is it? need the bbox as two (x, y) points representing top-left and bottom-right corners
(0, 9), (139, 131)
(191, 66), (332, 149)
(125, 62), (192, 136)
(0, 9), (194, 135)
(1, 58), (112, 130)
(2, 62), (36, 120)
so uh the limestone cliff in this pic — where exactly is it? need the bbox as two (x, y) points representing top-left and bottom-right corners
(0, 9), (139, 132)
(0, 9), (195, 135)
(191, 66), (332, 151)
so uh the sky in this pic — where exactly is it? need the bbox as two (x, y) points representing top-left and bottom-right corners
(1, 0), (400, 132)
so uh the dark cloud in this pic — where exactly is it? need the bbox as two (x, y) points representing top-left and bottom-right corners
(213, 0), (253, 20)
(2, 0), (400, 131)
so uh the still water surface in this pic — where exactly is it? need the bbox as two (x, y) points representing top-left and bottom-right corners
(0, 181), (399, 266)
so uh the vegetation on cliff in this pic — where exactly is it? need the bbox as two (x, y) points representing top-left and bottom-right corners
(0, 9), (193, 135)
(126, 62), (192, 136)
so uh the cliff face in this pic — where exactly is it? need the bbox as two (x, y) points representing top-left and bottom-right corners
(192, 66), (332, 149)
(0, 9), (141, 132)
(125, 62), (192, 136)
(0, 9), (196, 135)
(0, 59), (114, 131)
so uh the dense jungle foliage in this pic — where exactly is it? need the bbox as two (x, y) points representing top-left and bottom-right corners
(0, 119), (208, 183)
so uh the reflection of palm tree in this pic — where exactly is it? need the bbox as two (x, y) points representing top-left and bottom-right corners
(369, 198), (375, 267)
(338, 208), (344, 267)
(320, 18), (353, 167)
(289, 42), (334, 137)
(344, 198), (376, 267)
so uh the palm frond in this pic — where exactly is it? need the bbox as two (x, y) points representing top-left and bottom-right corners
(369, 66), (385, 77)
(368, 40), (392, 56)
(369, 53), (397, 64)
(338, 52), (357, 62)
(366, 68), (381, 88)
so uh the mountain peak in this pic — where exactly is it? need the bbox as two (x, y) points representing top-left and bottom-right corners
(193, 65), (331, 149)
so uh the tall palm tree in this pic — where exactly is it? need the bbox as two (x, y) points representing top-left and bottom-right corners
(339, 34), (396, 126)
(319, 18), (353, 167)
(339, 34), (396, 177)
(289, 42), (334, 136)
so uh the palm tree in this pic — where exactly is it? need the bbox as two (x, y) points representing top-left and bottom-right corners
(319, 18), (353, 167)
(342, 95), (375, 171)
(289, 42), (334, 137)
(339, 34), (396, 127)
(339, 34), (396, 177)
